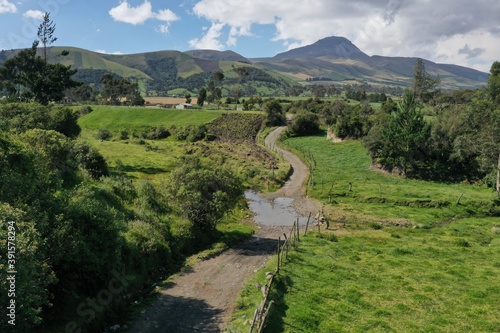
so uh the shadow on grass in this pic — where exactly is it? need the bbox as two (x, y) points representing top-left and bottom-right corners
(120, 165), (170, 175)
(264, 273), (294, 332)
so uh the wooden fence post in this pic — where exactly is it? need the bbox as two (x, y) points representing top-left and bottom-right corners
(297, 217), (300, 242)
(305, 212), (311, 235)
(276, 236), (281, 273)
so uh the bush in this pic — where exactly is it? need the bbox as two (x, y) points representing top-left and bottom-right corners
(288, 111), (321, 136)
(97, 129), (112, 141)
(78, 105), (93, 116)
(73, 141), (109, 178)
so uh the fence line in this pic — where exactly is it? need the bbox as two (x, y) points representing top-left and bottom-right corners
(249, 218), (308, 333)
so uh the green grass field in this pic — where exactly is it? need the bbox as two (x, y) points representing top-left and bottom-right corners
(78, 106), (227, 132)
(282, 133), (497, 226)
(229, 133), (500, 332)
(263, 224), (500, 332)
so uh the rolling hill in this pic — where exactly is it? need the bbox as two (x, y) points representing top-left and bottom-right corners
(0, 36), (489, 95)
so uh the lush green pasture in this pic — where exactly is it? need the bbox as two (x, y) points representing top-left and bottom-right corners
(264, 223), (500, 333)
(78, 106), (226, 132)
(282, 134), (497, 226)
(230, 220), (500, 333)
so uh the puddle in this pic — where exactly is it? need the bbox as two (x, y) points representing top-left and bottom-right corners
(245, 190), (314, 226)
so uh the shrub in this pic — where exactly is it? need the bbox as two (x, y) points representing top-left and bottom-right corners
(288, 111), (321, 136)
(78, 105), (93, 116)
(97, 129), (112, 141)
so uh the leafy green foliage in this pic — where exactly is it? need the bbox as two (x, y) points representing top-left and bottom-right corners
(412, 58), (441, 103)
(0, 40), (80, 104)
(100, 73), (145, 105)
(488, 61), (500, 104)
(365, 89), (431, 175)
(167, 156), (243, 232)
(264, 99), (286, 126)
(72, 141), (109, 178)
(0, 204), (57, 332)
(288, 111), (321, 136)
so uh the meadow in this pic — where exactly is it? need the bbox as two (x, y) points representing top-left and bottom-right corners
(229, 133), (500, 333)
(78, 106), (224, 132)
(283, 133), (497, 226)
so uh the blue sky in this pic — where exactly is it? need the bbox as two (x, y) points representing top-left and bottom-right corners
(1, 0), (499, 72)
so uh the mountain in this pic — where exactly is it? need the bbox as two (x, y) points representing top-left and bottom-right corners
(0, 37), (489, 94)
(273, 36), (370, 61)
(184, 50), (250, 63)
(251, 36), (488, 90)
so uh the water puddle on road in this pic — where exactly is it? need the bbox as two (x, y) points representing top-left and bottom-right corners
(244, 190), (313, 227)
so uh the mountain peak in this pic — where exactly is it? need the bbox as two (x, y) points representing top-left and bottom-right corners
(273, 36), (368, 60)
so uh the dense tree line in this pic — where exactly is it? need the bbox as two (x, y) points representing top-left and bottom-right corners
(283, 59), (500, 186)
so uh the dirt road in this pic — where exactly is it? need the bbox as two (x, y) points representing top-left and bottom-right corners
(127, 127), (319, 332)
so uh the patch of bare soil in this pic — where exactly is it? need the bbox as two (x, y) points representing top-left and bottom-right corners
(127, 127), (320, 333)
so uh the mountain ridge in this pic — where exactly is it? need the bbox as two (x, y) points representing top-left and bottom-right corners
(0, 36), (489, 94)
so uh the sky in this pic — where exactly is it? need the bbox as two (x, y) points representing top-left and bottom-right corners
(0, 0), (499, 72)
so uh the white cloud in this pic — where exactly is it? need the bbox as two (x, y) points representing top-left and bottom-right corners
(109, 1), (154, 25)
(95, 49), (124, 55)
(190, 0), (500, 71)
(109, 1), (179, 32)
(188, 22), (225, 50)
(23, 9), (45, 20)
(0, 0), (17, 14)
(155, 9), (179, 22)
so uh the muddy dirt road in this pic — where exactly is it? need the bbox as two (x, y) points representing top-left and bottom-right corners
(127, 127), (319, 333)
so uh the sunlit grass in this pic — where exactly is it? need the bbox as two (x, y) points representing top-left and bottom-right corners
(282, 134), (496, 226)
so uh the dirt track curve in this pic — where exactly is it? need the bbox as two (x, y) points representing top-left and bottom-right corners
(127, 127), (319, 333)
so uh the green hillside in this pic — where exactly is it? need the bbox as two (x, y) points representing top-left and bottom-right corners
(2, 36), (488, 98)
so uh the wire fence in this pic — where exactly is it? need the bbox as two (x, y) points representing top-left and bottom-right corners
(249, 214), (315, 333)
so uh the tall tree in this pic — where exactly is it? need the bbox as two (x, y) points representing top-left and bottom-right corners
(197, 87), (207, 107)
(368, 89), (431, 175)
(487, 61), (500, 104)
(37, 12), (57, 62)
(233, 66), (249, 108)
(412, 58), (441, 103)
(264, 99), (286, 126)
(0, 13), (80, 104)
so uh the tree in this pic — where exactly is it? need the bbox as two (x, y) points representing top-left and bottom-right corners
(288, 111), (320, 136)
(0, 14), (80, 104)
(185, 92), (192, 104)
(264, 99), (286, 126)
(233, 67), (249, 108)
(487, 61), (500, 104)
(167, 156), (243, 231)
(197, 87), (207, 107)
(99, 73), (144, 105)
(211, 71), (224, 109)
(412, 58), (441, 103)
(37, 12), (57, 62)
(367, 89), (431, 175)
